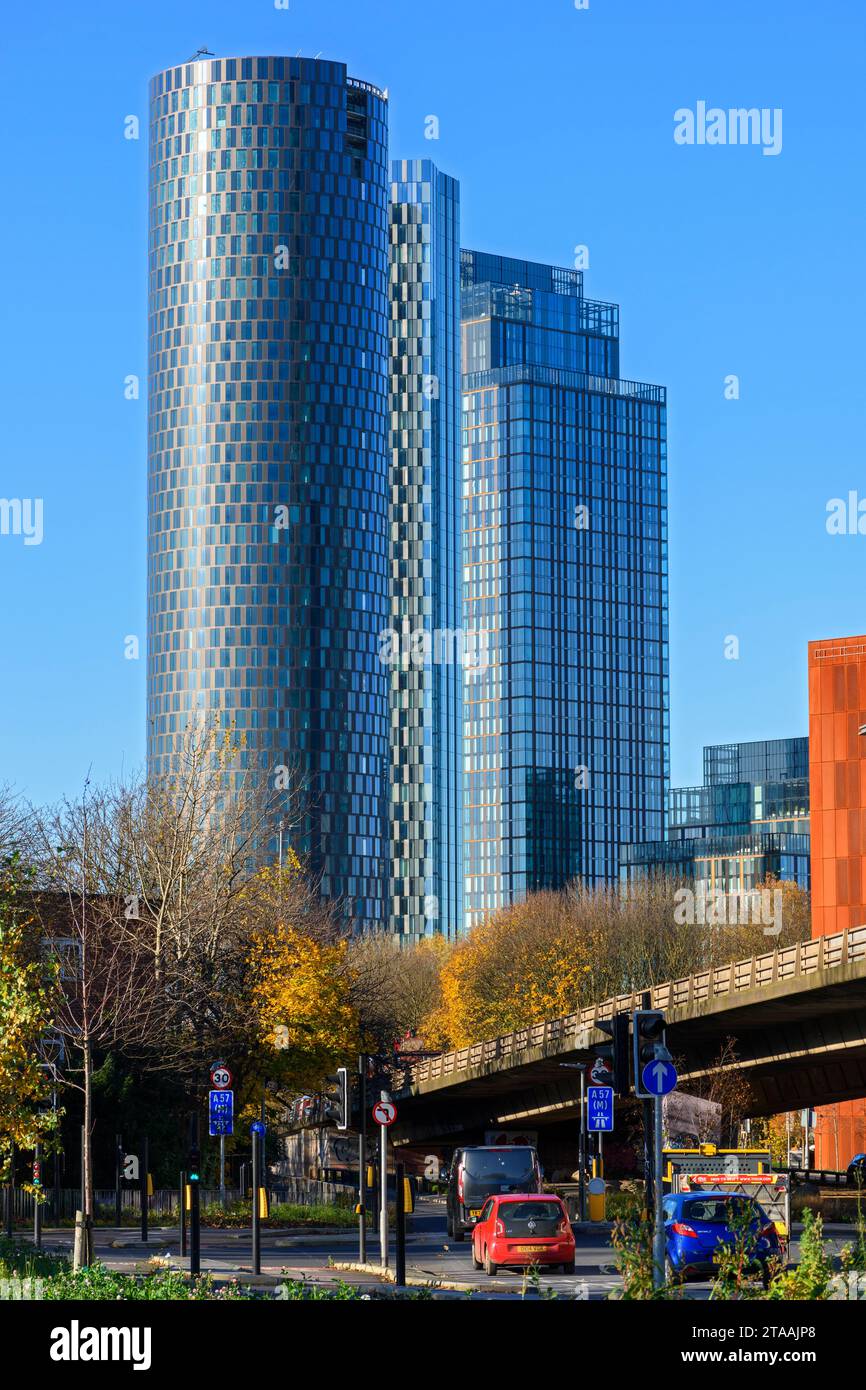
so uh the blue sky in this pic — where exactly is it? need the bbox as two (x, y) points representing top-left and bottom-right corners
(1, 0), (864, 806)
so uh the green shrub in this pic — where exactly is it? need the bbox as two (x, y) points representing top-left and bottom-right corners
(43, 1266), (256, 1301)
(199, 1200), (357, 1229)
(768, 1211), (834, 1301)
(709, 1200), (775, 1300)
(608, 1193), (668, 1299)
(0, 1237), (68, 1280)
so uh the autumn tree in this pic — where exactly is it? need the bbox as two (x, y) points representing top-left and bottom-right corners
(423, 892), (592, 1047)
(247, 922), (358, 1093)
(233, 852), (365, 1102)
(584, 875), (810, 1004)
(33, 785), (164, 1232)
(420, 874), (811, 1050)
(27, 732), (320, 1210)
(347, 932), (451, 1052)
(0, 854), (60, 1181)
(751, 1111), (807, 1167)
(96, 724), (307, 1091)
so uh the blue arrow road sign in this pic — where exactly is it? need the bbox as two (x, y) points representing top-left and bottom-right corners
(249, 1119), (266, 1137)
(641, 1060), (678, 1096)
(208, 1088), (234, 1137)
(587, 1085), (614, 1132)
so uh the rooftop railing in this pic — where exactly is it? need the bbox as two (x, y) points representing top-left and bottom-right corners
(462, 363), (666, 403)
(347, 76), (387, 100)
(621, 831), (811, 863)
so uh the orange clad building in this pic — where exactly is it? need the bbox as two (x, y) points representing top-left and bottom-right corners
(808, 635), (866, 1167)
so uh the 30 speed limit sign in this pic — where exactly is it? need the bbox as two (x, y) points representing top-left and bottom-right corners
(372, 1100), (397, 1127)
(210, 1062), (232, 1090)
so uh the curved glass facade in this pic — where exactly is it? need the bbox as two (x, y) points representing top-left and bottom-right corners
(147, 55), (390, 927)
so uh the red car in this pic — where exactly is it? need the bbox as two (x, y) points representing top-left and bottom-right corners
(471, 1194), (576, 1276)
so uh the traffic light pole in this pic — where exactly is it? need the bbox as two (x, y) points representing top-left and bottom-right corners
(632, 1002), (671, 1287)
(252, 1128), (261, 1275)
(639, 992), (655, 1219)
(358, 1055), (367, 1263)
(643, 1099), (655, 1217)
(33, 1144), (42, 1251)
(395, 1161), (406, 1286)
(115, 1134), (123, 1226)
(188, 1111), (201, 1277)
(140, 1136), (149, 1244)
(189, 1175), (200, 1277)
(379, 1116), (389, 1269)
(179, 1170), (187, 1257)
(578, 1068), (586, 1222)
(4, 1142), (14, 1239)
(653, 1095), (665, 1288)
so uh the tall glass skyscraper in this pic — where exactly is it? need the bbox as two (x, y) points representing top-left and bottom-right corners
(147, 56), (390, 928)
(387, 160), (463, 939)
(461, 251), (668, 926)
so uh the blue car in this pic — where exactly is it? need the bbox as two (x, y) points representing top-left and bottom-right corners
(663, 1191), (781, 1283)
(847, 1153), (866, 1188)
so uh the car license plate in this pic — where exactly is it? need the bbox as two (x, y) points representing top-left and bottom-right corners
(515, 1244), (547, 1253)
(469, 1209), (483, 1219)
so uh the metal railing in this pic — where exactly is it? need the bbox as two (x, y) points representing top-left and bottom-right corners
(347, 76), (387, 100)
(4, 1178), (356, 1223)
(462, 363), (666, 403)
(788, 1168), (855, 1189)
(393, 925), (866, 1092)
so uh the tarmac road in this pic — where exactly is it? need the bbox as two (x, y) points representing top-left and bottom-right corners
(17, 1198), (860, 1300)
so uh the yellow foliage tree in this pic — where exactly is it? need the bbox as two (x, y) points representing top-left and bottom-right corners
(423, 892), (592, 1048)
(0, 855), (61, 1180)
(247, 921), (359, 1093)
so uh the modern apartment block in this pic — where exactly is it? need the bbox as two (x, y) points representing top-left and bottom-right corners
(620, 737), (810, 892)
(387, 161), (463, 939)
(808, 635), (866, 1165)
(147, 56), (391, 928)
(461, 250), (669, 927)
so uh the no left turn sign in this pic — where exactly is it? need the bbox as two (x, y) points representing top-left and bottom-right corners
(373, 1100), (397, 1126)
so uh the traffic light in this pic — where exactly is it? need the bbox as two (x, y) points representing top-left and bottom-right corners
(336, 1066), (349, 1131)
(633, 1010), (668, 1099)
(593, 1012), (630, 1097)
(188, 1145), (201, 1186)
(325, 1067), (350, 1130)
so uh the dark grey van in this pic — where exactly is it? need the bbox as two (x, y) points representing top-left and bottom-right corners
(446, 1145), (542, 1240)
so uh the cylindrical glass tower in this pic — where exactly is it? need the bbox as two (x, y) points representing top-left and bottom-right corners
(147, 55), (390, 927)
